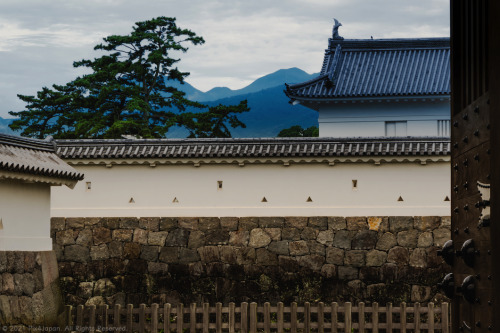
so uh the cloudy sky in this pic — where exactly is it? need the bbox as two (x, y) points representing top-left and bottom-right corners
(0, 0), (449, 118)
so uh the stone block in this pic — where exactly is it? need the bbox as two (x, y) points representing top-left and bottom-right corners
(84, 217), (101, 227)
(108, 241), (123, 258)
(219, 246), (238, 264)
(414, 216), (441, 231)
(179, 248), (200, 263)
(255, 248), (278, 266)
(338, 266), (359, 280)
(90, 244), (110, 260)
(66, 218), (85, 229)
(397, 229), (419, 248)
(426, 247), (442, 268)
(188, 230), (206, 249)
(159, 247), (179, 263)
(188, 262), (203, 277)
(278, 256), (299, 272)
(220, 217), (238, 231)
(346, 217), (368, 231)
(86, 296), (106, 306)
(380, 263), (398, 281)
(205, 230), (229, 245)
(352, 230), (378, 250)
(387, 247), (409, 265)
(328, 217), (346, 230)
(56, 229), (76, 246)
(140, 246), (159, 261)
(264, 228), (281, 241)
(119, 217), (139, 229)
(308, 241), (325, 256)
(409, 248), (427, 268)
(320, 264), (336, 278)
(268, 241), (289, 255)
(376, 232), (397, 251)
(411, 285), (432, 302)
(93, 227), (112, 245)
(317, 230), (334, 245)
(433, 228), (451, 247)
(12, 274), (24, 295)
(239, 217), (259, 230)
(51, 217), (66, 231)
(259, 217), (284, 228)
(148, 262), (169, 274)
(94, 278), (116, 297)
(148, 231), (168, 246)
(282, 228), (301, 241)
(367, 283), (386, 297)
(289, 240), (309, 256)
(367, 217), (383, 231)
(417, 232), (433, 247)
(359, 267), (380, 282)
(139, 217), (160, 231)
(326, 247), (344, 265)
(249, 228), (271, 248)
(345, 250), (366, 267)
(441, 216), (451, 228)
(133, 228), (149, 245)
(178, 217), (199, 230)
(24, 252), (36, 273)
(197, 246), (220, 262)
(75, 229), (93, 246)
(308, 217), (328, 230)
(229, 230), (249, 246)
(112, 229), (133, 242)
(366, 250), (387, 267)
(301, 227), (319, 240)
(123, 243), (141, 259)
(159, 217), (178, 231)
(2, 273), (14, 294)
(199, 217), (221, 231)
(18, 274), (35, 296)
(102, 217), (120, 229)
(298, 254), (324, 271)
(332, 230), (352, 249)
(0, 252), (6, 273)
(165, 228), (190, 247)
(65, 245), (90, 263)
(285, 216), (308, 229)
(389, 216), (413, 232)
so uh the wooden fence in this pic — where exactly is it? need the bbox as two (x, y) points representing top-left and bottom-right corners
(66, 301), (450, 333)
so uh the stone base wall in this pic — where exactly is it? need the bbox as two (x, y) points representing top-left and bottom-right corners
(0, 251), (65, 328)
(51, 216), (451, 306)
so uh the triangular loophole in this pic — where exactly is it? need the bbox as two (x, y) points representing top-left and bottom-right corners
(444, 196), (450, 201)
(129, 197), (135, 204)
(172, 197), (179, 203)
(261, 197), (268, 202)
(306, 196), (313, 202)
(397, 196), (404, 202)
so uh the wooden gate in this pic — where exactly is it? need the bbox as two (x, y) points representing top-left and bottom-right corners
(448, 0), (500, 331)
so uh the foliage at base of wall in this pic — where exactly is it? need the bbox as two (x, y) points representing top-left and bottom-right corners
(51, 216), (451, 306)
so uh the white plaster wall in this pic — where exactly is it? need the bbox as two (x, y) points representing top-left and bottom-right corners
(316, 100), (450, 137)
(51, 161), (450, 217)
(0, 180), (52, 251)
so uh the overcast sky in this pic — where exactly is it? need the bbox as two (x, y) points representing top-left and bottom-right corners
(0, 0), (449, 118)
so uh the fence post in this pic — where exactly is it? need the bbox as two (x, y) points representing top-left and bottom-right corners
(264, 302), (271, 333)
(331, 302), (338, 333)
(241, 302), (249, 333)
(414, 302), (420, 333)
(291, 302), (297, 333)
(77, 304), (84, 330)
(177, 303), (184, 333)
(277, 302), (284, 333)
(139, 304), (146, 333)
(387, 303), (393, 333)
(203, 303), (209, 333)
(249, 302), (257, 333)
(304, 302), (310, 333)
(89, 305), (96, 333)
(359, 302), (365, 332)
(191, 303), (197, 333)
(229, 302), (235, 333)
(151, 303), (159, 333)
(65, 305), (73, 329)
(373, 302), (379, 333)
(428, 302), (434, 333)
(401, 302), (406, 333)
(344, 302), (351, 333)
(164, 303), (172, 333)
(216, 302), (222, 333)
(114, 304), (121, 329)
(317, 302), (324, 333)
(441, 302), (449, 333)
(127, 304), (133, 333)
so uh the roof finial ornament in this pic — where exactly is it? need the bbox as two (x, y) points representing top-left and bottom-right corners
(332, 18), (344, 40)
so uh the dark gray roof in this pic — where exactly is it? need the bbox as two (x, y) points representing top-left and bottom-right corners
(55, 137), (450, 160)
(0, 134), (84, 181)
(286, 38), (450, 100)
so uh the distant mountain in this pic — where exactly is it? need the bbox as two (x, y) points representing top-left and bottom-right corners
(1, 68), (319, 138)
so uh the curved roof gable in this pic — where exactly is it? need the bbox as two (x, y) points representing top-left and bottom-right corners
(286, 37), (450, 101)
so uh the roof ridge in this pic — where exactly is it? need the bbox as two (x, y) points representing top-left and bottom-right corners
(0, 133), (54, 151)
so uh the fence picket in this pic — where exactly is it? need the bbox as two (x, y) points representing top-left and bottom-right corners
(164, 303), (172, 333)
(291, 302), (297, 333)
(114, 304), (121, 328)
(89, 305), (96, 333)
(401, 302), (406, 333)
(151, 303), (159, 333)
(241, 302), (248, 333)
(317, 302), (324, 333)
(191, 303), (197, 333)
(177, 303), (184, 333)
(249, 302), (257, 333)
(428, 302), (435, 333)
(277, 302), (284, 333)
(102, 304), (109, 329)
(345, 302), (351, 333)
(216, 302), (222, 333)
(229, 302), (235, 333)
(126, 304), (133, 332)
(331, 302), (338, 333)
(264, 302), (271, 333)
(65, 305), (73, 328)
(442, 302), (449, 333)
(359, 302), (365, 332)
(387, 303), (392, 332)
(414, 302), (420, 333)
(304, 302), (310, 333)
(203, 303), (209, 333)
(139, 304), (146, 333)
(372, 302), (379, 333)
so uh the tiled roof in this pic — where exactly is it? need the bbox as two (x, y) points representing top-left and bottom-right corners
(0, 134), (84, 181)
(286, 38), (450, 100)
(55, 137), (450, 160)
